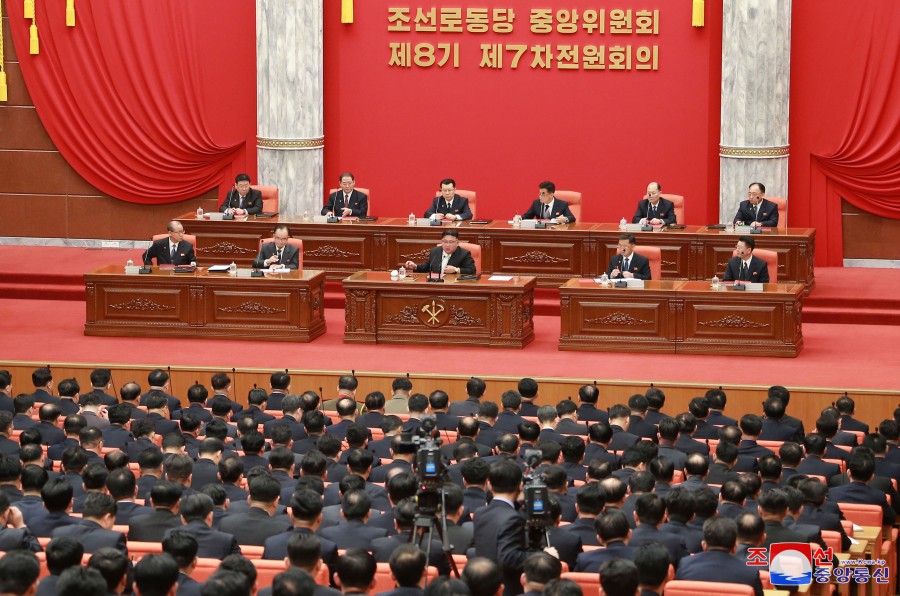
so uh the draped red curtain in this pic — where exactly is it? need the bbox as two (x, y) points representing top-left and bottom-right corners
(7, 0), (256, 204)
(805, 1), (900, 265)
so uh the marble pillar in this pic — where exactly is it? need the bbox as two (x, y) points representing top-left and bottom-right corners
(719, 0), (792, 224)
(257, 0), (324, 216)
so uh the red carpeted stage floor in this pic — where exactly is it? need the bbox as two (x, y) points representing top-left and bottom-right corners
(1, 246), (899, 392)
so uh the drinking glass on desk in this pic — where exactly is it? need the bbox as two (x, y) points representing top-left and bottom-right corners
(725, 222), (734, 233)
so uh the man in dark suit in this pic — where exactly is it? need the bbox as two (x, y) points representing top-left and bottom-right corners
(585, 422), (621, 468)
(220, 173), (263, 215)
(404, 229), (476, 276)
(107, 468), (152, 525)
(52, 493), (128, 555)
(253, 224), (301, 270)
(608, 404), (641, 451)
(626, 395), (658, 441)
(704, 388), (737, 426)
(219, 474), (291, 546)
(733, 182), (778, 228)
(757, 488), (809, 549)
(143, 220), (197, 265)
(736, 415), (775, 471)
(29, 367), (58, 405)
(573, 508), (637, 572)
(128, 480), (184, 542)
(160, 530), (204, 596)
(370, 500), (451, 575)
(517, 180), (576, 224)
(576, 385), (608, 424)
(797, 433), (843, 478)
(798, 478), (852, 551)
(674, 516), (763, 596)
(828, 451), (897, 524)
(563, 483), (604, 547)
(633, 182), (676, 226)
(836, 395), (869, 434)
(425, 178), (473, 221)
(555, 400), (588, 436)
(723, 235), (770, 283)
(448, 377), (488, 418)
(79, 368), (118, 407)
(760, 398), (802, 442)
(166, 493), (241, 558)
(494, 391), (526, 434)
(263, 488), (338, 566)
(0, 492), (41, 552)
(545, 498), (583, 570)
(35, 404), (66, 445)
(100, 405), (133, 451)
(25, 477), (79, 538)
(606, 234), (652, 280)
(323, 172), (368, 217)
(707, 442), (741, 485)
(318, 489), (389, 551)
(659, 488), (703, 553)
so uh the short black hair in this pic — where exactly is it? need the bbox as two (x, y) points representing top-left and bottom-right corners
(82, 492), (117, 519)
(272, 568), (317, 596)
(58, 568), (107, 596)
(634, 542), (669, 587)
(162, 530), (199, 569)
(336, 548), (377, 591)
(461, 558), (502, 596)
(703, 516), (738, 550)
(45, 536), (84, 576)
(599, 559), (639, 596)
(133, 553), (180, 596)
(389, 544), (428, 587)
(86, 548), (129, 594)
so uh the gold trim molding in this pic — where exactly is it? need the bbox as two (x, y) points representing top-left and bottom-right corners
(257, 136), (325, 151)
(720, 145), (790, 158)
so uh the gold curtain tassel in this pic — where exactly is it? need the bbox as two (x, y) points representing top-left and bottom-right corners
(66, 0), (75, 27)
(692, 0), (705, 27)
(30, 22), (39, 54)
(341, 0), (353, 24)
(23, 0), (33, 19)
(0, 72), (8, 103)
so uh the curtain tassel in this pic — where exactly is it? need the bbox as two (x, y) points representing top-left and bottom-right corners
(66, 0), (75, 27)
(30, 22), (39, 55)
(692, 0), (705, 27)
(0, 72), (7, 103)
(23, 0), (33, 19)
(0, 0), (6, 101)
(341, 0), (353, 24)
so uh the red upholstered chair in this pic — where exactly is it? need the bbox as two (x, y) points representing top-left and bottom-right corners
(252, 559), (286, 588)
(328, 186), (371, 215)
(555, 190), (582, 222)
(435, 242), (482, 275)
(632, 245), (662, 280)
(251, 185), (280, 213)
(765, 196), (787, 230)
(732, 248), (778, 282)
(434, 189), (476, 218)
(662, 193), (685, 224)
(560, 573), (600, 596)
(259, 237), (303, 270)
(664, 580), (754, 596)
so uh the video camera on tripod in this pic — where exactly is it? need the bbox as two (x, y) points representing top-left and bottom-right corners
(396, 414), (445, 514)
(521, 448), (552, 551)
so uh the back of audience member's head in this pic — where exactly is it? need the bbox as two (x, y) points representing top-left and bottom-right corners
(634, 542), (669, 590)
(389, 544), (428, 587)
(736, 512), (765, 545)
(41, 476), (74, 512)
(45, 536), (84, 576)
(523, 552), (562, 588)
(82, 492), (117, 521)
(599, 559), (639, 596)
(635, 493), (666, 526)
(628, 471), (655, 494)
(86, 547), (129, 594)
(425, 577), (473, 596)
(217, 554), (257, 592)
(180, 493), (214, 523)
(0, 551), (40, 596)
(271, 568), (316, 596)
(685, 453), (709, 476)
(336, 548), (377, 593)
(575, 481), (607, 516)
(57, 566), (107, 596)
(738, 473), (762, 498)
(134, 553), (180, 596)
(848, 451), (876, 481)
(488, 458), (523, 494)
(758, 488), (789, 515)
(461, 557), (502, 596)
(285, 532), (321, 570)
(597, 508), (631, 542)
(162, 529), (199, 570)
(542, 578), (581, 596)
(704, 516), (738, 550)
(201, 570), (252, 596)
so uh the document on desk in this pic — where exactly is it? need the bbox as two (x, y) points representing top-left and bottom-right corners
(488, 275), (514, 281)
(207, 265), (230, 272)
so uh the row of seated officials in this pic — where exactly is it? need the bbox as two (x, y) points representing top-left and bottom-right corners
(0, 367), (896, 596)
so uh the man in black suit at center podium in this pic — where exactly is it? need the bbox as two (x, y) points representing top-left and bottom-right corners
(516, 180), (576, 224)
(253, 224), (300, 270)
(143, 221), (196, 266)
(723, 236), (770, 284)
(633, 181), (676, 226)
(405, 229), (476, 277)
(607, 233), (651, 280)
(323, 172), (368, 217)
(220, 173), (263, 216)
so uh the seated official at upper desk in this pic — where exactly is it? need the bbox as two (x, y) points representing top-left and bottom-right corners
(633, 181), (676, 226)
(513, 181), (576, 224)
(606, 233), (652, 280)
(322, 171), (368, 217)
(425, 178), (473, 221)
(252, 224), (300, 270)
(143, 221), (196, 266)
(722, 235), (770, 283)
(733, 182), (778, 229)
(220, 173), (263, 216)
(404, 229), (476, 276)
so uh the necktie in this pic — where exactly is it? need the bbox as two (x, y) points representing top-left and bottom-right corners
(446, 200), (453, 212)
(277, 248), (283, 264)
(753, 204), (759, 220)
(238, 195), (243, 209)
(624, 257), (630, 272)
(542, 204), (549, 219)
(741, 262), (748, 281)
(170, 243), (177, 262)
(441, 252), (450, 276)
(344, 194), (350, 208)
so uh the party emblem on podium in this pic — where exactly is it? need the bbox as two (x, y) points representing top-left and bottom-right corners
(419, 298), (450, 327)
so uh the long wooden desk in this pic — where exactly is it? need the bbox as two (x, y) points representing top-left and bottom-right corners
(342, 271), (536, 348)
(177, 215), (816, 294)
(84, 265), (327, 342)
(559, 280), (804, 357)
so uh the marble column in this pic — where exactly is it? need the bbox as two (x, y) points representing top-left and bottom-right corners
(257, 0), (324, 216)
(719, 0), (792, 223)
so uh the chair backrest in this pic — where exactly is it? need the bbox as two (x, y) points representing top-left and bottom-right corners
(662, 193), (685, 224)
(373, 563), (438, 594)
(251, 185), (280, 213)
(555, 190), (582, 222)
(560, 572), (600, 596)
(765, 196), (787, 230)
(435, 242), (482, 276)
(664, 580), (754, 596)
(252, 559), (286, 589)
(732, 248), (778, 282)
(435, 189), (476, 218)
(837, 502), (883, 527)
(632, 245), (662, 280)
(260, 237), (304, 270)
(328, 187), (372, 215)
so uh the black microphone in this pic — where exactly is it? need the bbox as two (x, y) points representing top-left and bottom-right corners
(226, 186), (235, 208)
(618, 254), (625, 277)
(426, 247), (444, 283)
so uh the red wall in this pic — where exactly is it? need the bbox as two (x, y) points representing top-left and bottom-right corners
(323, 1), (723, 224)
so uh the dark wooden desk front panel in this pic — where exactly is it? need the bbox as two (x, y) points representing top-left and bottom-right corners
(343, 271), (535, 348)
(84, 265), (326, 342)
(559, 279), (804, 357)
(177, 215), (815, 292)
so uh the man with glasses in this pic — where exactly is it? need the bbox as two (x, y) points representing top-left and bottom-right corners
(323, 172), (368, 217)
(425, 178), (473, 221)
(516, 180), (576, 224)
(253, 224), (300, 270)
(143, 221), (196, 266)
(633, 182), (676, 226)
(404, 229), (476, 276)
(723, 236), (770, 283)
(220, 173), (263, 216)
(733, 182), (779, 229)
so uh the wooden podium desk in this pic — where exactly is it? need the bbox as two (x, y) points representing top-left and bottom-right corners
(343, 271), (536, 348)
(176, 214), (815, 293)
(84, 265), (326, 342)
(559, 279), (804, 357)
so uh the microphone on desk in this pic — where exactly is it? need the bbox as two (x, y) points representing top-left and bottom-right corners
(426, 248), (444, 283)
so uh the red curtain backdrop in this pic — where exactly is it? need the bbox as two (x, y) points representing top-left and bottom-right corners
(323, 0), (723, 225)
(790, 0), (900, 265)
(7, 0), (257, 204)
